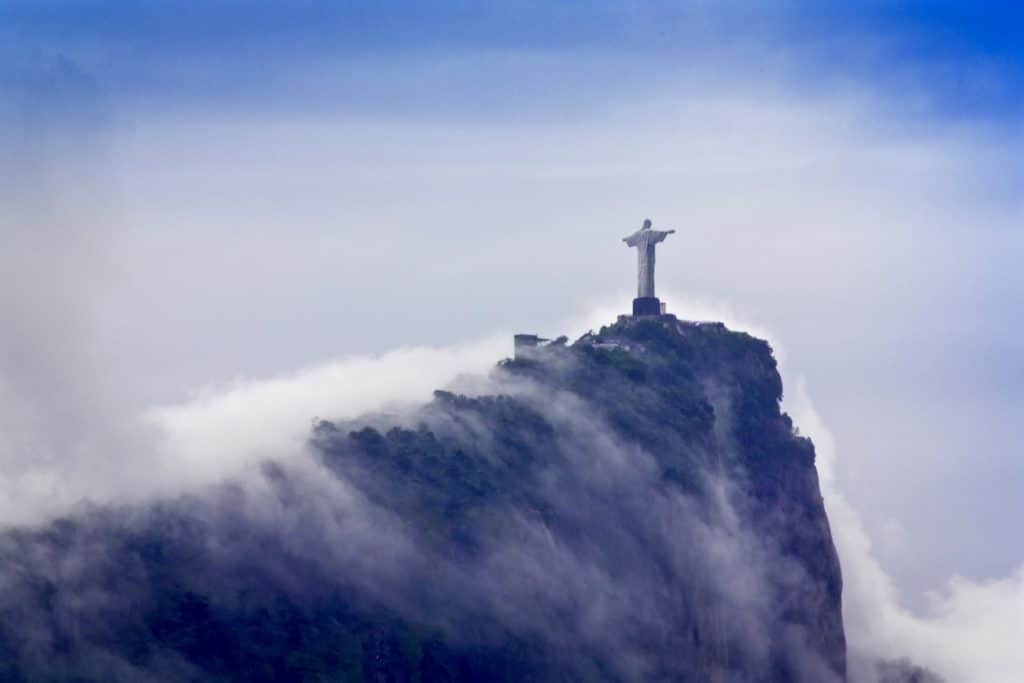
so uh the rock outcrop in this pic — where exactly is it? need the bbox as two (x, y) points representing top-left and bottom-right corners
(0, 317), (846, 681)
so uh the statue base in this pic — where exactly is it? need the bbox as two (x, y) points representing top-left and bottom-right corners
(632, 297), (663, 316)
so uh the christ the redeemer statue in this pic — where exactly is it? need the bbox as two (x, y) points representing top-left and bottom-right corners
(623, 218), (674, 316)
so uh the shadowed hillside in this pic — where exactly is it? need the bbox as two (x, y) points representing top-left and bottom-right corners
(0, 317), (847, 682)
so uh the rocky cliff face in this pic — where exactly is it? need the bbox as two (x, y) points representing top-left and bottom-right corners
(0, 317), (845, 682)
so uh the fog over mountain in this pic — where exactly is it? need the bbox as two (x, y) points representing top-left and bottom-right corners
(2, 3), (1023, 681)
(2, 318), (855, 681)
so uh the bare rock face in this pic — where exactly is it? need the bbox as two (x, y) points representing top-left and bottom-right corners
(0, 317), (847, 682)
(496, 317), (848, 681)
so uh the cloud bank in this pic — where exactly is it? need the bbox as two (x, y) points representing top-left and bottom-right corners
(1, 312), (848, 681)
(2, 5), (1022, 680)
(0, 267), (1019, 680)
(788, 380), (1024, 683)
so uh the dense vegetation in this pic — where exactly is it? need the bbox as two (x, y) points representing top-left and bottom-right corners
(0, 317), (847, 682)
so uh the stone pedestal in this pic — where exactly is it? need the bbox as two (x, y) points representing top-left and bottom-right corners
(632, 297), (662, 316)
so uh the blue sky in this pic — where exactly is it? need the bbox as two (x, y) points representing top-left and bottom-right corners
(4, 1), (1024, 121)
(2, 3), (1024, 680)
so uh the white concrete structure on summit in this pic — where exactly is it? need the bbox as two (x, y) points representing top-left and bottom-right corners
(622, 218), (675, 299)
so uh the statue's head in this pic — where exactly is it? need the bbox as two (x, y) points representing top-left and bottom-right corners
(642, 219), (652, 230)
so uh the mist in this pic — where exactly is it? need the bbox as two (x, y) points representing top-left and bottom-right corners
(0, 313), (850, 681)
(2, 3), (1023, 681)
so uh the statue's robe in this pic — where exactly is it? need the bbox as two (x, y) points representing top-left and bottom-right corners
(623, 228), (672, 298)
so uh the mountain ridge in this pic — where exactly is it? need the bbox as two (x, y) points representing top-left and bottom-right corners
(0, 316), (848, 681)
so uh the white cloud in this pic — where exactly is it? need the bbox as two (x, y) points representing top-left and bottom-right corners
(0, 336), (507, 524)
(145, 337), (508, 486)
(146, 300), (1022, 682)
(2, 32), (1022, 680)
(787, 378), (1024, 683)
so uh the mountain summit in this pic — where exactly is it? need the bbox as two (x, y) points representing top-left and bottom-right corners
(1, 317), (846, 682)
